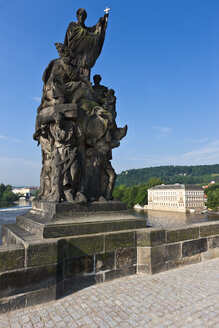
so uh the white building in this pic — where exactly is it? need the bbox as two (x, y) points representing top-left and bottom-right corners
(147, 184), (205, 212)
(12, 187), (39, 198)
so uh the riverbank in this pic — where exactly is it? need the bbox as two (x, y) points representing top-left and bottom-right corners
(0, 201), (18, 208)
(208, 210), (219, 215)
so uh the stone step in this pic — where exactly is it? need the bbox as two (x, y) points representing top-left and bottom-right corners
(17, 214), (46, 236)
(2, 223), (41, 246)
(16, 212), (146, 239)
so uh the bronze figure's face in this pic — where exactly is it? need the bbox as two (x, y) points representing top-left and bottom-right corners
(76, 8), (87, 25)
(93, 75), (101, 85)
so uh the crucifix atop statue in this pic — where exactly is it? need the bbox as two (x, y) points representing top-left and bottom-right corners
(104, 7), (110, 14)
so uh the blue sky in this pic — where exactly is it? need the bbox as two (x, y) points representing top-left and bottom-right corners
(0, 0), (218, 186)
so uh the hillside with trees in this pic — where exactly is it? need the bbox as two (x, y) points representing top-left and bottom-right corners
(115, 164), (219, 187)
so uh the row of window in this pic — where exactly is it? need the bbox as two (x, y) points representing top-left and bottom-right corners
(186, 203), (204, 208)
(151, 191), (204, 197)
(150, 203), (183, 207)
(186, 191), (203, 196)
(187, 197), (204, 201)
(152, 197), (177, 201)
(151, 197), (203, 202)
(149, 202), (204, 208)
(152, 191), (178, 196)
(151, 191), (182, 196)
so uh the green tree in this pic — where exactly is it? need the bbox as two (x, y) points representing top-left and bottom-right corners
(2, 190), (18, 205)
(205, 183), (219, 210)
(147, 177), (163, 188)
(0, 183), (6, 199)
(0, 183), (19, 207)
(135, 184), (148, 206)
(113, 177), (164, 208)
(112, 184), (126, 201)
(6, 184), (12, 191)
(122, 185), (138, 208)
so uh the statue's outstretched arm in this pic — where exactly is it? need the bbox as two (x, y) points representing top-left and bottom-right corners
(89, 13), (108, 33)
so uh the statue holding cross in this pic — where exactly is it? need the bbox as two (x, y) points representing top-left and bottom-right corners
(34, 6), (127, 204)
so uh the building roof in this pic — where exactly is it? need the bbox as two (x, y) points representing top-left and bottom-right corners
(149, 184), (203, 191)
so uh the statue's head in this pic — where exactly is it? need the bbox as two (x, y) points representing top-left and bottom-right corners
(108, 89), (115, 96)
(93, 74), (102, 85)
(76, 8), (87, 24)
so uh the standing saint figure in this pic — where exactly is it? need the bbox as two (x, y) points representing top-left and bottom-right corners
(64, 8), (109, 80)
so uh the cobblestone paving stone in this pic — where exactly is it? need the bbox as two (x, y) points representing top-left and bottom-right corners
(0, 258), (219, 328)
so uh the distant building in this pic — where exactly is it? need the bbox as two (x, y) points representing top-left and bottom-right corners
(147, 184), (205, 212)
(12, 187), (39, 199)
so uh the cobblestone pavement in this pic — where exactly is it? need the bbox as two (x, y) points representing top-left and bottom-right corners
(0, 258), (219, 328)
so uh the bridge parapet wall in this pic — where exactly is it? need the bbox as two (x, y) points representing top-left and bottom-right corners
(0, 221), (218, 313)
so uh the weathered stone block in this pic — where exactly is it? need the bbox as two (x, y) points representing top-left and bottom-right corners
(95, 252), (115, 272)
(63, 274), (103, 294)
(26, 241), (57, 268)
(66, 235), (104, 258)
(136, 228), (166, 247)
(65, 256), (94, 278)
(151, 243), (181, 265)
(116, 248), (136, 269)
(182, 238), (207, 257)
(26, 286), (56, 307)
(33, 200), (126, 214)
(105, 267), (136, 281)
(151, 262), (166, 274)
(137, 247), (151, 265)
(0, 294), (26, 314)
(42, 217), (145, 238)
(165, 254), (201, 271)
(200, 223), (219, 237)
(201, 248), (219, 261)
(208, 236), (219, 249)
(166, 227), (199, 243)
(0, 245), (25, 273)
(137, 264), (152, 274)
(0, 265), (58, 298)
(105, 231), (135, 252)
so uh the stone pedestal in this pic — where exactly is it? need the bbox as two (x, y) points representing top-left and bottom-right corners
(3, 200), (146, 243)
(0, 201), (146, 312)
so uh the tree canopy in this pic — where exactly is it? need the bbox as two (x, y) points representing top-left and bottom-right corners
(113, 177), (163, 208)
(205, 183), (219, 211)
(0, 183), (19, 207)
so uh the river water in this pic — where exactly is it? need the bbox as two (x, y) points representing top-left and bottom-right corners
(0, 201), (218, 245)
(0, 199), (31, 245)
(132, 209), (219, 229)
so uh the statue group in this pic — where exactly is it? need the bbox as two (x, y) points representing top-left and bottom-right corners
(34, 8), (127, 204)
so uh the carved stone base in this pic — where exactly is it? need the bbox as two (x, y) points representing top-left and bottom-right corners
(7, 201), (144, 239)
(32, 199), (127, 215)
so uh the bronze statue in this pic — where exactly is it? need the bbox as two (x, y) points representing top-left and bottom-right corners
(34, 8), (127, 204)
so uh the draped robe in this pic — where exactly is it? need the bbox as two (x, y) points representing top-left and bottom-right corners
(64, 15), (108, 79)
